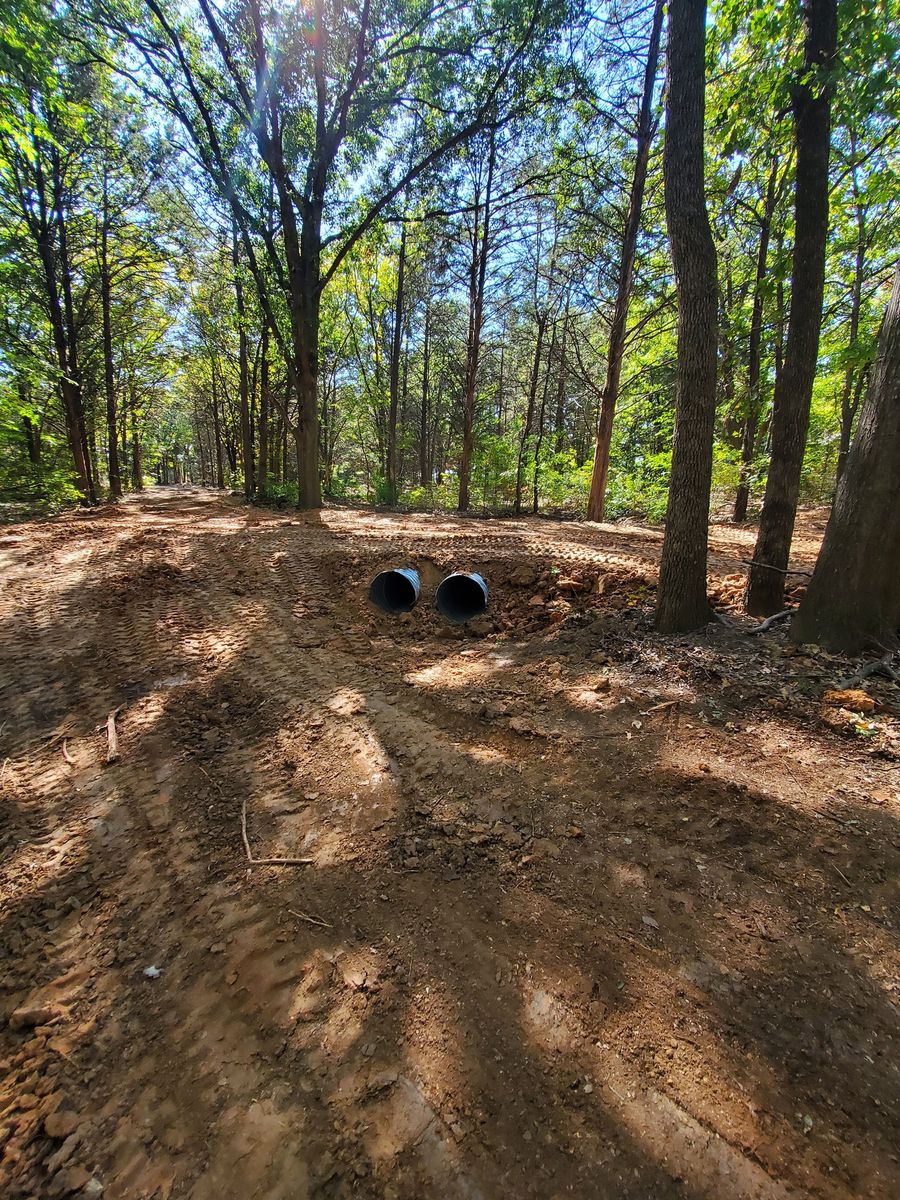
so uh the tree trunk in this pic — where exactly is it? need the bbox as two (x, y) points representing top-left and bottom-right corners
(52, 145), (95, 504)
(791, 266), (900, 651)
(554, 302), (570, 453)
(232, 224), (254, 499)
(131, 404), (143, 490)
(747, 0), (837, 614)
(837, 366), (867, 485)
(211, 364), (225, 488)
(32, 169), (92, 500)
(836, 173), (867, 486)
(259, 322), (270, 497)
(515, 312), (548, 514)
(458, 132), (496, 512)
(101, 165), (122, 499)
(386, 222), (407, 505)
(587, 0), (665, 522)
(654, 0), (719, 634)
(733, 163), (778, 522)
(420, 303), (431, 487)
(532, 324), (557, 512)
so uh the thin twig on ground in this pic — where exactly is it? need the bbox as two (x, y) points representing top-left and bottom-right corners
(641, 700), (680, 715)
(747, 608), (795, 635)
(740, 559), (813, 578)
(288, 908), (332, 928)
(61, 740), (76, 765)
(241, 796), (314, 867)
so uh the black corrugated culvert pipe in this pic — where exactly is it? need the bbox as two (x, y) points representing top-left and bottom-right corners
(435, 572), (488, 624)
(368, 568), (420, 613)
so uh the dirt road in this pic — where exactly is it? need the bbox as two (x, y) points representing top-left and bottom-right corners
(1, 488), (898, 1199)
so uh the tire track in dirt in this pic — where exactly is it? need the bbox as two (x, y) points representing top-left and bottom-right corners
(2, 490), (897, 1200)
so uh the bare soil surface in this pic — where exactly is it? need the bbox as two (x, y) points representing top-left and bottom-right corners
(1, 487), (898, 1200)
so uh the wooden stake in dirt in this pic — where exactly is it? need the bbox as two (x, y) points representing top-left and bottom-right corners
(105, 706), (123, 764)
(240, 796), (314, 868)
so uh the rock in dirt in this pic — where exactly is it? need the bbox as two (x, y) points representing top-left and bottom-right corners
(56, 1164), (90, 1194)
(531, 838), (561, 859)
(9, 1003), (65, 1030)
(47, 1131), (82, 1173)
(44, 1110), (79, 1139)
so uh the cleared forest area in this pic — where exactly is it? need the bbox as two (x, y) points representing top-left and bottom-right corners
(1, 489), (898, 1199)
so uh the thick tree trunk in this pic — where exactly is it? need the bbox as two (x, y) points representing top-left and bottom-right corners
(587, 0), (665, 522)
(791, 266), (900, 651)
(836, 185), (867, 486)
(837, 367), (866, 485)
(458, 133), (496, 512)
(733, 164), (778, 522)
(654, 0), (719, 634)
(101, 167), (122, 499)
(747, 0), (837, 614)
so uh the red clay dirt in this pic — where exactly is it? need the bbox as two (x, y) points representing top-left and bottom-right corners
(1, 487), (898, 1200)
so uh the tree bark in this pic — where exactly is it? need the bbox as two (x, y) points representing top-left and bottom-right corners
(746, 0), (837, 614)
(790, 266), (900, 651)
(836, 171), (867, 486)
(386, 221), (407, 505)
(458, 132), (496, 512)
(232, 223), (254, 499)
(100, 163), (122, 499)
(420, 302), (431, 487)
(211, 363), (225, 488)
(258, 322), (270, 496)
(131, 402), (143, 490)
(586, 0), (665, 522)
(654, 0), (719, 634)
(733, 162), (778, 522)
(515, 311), (548, 515)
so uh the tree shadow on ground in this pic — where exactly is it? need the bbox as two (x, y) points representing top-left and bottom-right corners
(1, 493), (897, 1200)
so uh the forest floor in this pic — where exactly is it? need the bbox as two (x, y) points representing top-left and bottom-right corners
(1, 486), (898, 1200)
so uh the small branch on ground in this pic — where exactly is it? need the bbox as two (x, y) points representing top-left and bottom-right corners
(241, 796), (314, 867)
(837, 654), (900, 689)
(747, 608), (795, 635)
(61, 740), (76, 765)
(740, 559), (813, 578)
(104, 706), (123, 764)
(288, 908), (332, 928)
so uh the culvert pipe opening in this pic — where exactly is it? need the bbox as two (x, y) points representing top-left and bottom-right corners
(435, 572), (488, 624)
(368, 568), (421, 614)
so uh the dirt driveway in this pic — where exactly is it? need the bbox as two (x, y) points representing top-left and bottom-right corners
(1, 488), (897, 1199)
